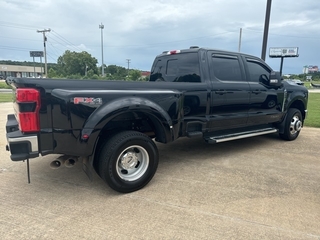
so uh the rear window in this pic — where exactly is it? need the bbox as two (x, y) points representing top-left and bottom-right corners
(150, 53), (201, 82)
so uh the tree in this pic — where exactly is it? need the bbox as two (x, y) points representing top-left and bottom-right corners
(105, 65), (118, 75)
(57, 50), (98, 77)
(86, 69), (95, 78)
(47, 68), (57, 78)
(127, 69), (142, 81)
(105, 65), (127, 79)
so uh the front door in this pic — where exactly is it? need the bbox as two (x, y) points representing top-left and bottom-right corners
(243, 57), (285, 125)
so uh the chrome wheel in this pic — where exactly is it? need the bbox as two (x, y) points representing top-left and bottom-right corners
(98, 131), (159, 193)
(290, 114), (302, 135)
(279, 108), (303, 141)
(116, 145), (149, 181)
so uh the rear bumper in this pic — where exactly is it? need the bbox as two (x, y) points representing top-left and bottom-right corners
(6, 114), (39, 161)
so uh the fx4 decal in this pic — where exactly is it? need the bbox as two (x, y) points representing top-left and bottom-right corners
(73, 97), (102, 105)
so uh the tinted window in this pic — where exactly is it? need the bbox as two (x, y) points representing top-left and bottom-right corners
(246, 59), (270, 82)
(150, 60), (165, 81)
(166, 59), (178, 76)
(212, 55), (242, 81)
(150, 53), (201, 82)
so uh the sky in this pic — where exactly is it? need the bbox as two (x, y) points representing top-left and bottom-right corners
(1, 0), (320, 74)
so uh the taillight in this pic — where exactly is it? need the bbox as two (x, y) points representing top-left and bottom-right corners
(16, 88), (40, 133)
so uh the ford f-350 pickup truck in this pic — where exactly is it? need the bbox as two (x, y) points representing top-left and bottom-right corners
(6, 47), (308, 193)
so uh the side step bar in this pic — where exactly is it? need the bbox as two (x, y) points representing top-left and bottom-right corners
(205, 128), (278, 144)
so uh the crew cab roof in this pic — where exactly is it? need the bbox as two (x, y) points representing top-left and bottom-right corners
(157, 46), (262, 60)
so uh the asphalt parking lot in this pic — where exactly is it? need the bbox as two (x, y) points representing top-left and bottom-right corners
(0, 102), (319, 239)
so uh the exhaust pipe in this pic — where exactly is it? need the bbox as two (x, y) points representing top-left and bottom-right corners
(49, 155), (67, 169)
(64, 157), (78, 168)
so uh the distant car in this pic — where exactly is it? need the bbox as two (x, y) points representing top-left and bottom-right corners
(288, 79), (304, 85)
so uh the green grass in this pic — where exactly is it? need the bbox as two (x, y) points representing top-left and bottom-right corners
(303, 81), (320, 89)
(0, 82), (12, 89)
(0, 93), (13, 103)
(304, 93), (320, 128)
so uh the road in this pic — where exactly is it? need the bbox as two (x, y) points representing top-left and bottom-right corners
(309, 88), (320, 93)
(0, 102), (319, 239)
(0, 89), (11, 93)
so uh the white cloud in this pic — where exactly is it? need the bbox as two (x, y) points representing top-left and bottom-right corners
(1, 0), (320, 73)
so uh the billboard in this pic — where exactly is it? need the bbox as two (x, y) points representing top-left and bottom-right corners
(269, 47), (299, 58)
(308, 65), (318, 73)
(30, 51), (44, 57)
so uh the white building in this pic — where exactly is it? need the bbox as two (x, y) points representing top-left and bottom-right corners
(303, 65), (319, 74)
(0, 64), (43, 78)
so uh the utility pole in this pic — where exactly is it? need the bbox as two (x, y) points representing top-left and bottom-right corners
(37, 29), (51, 77)
(261, 0), (272, 61)
(99, 23), (105, 76)
(238, 28), (242, 52)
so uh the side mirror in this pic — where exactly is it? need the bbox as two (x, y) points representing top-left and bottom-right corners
(269, 71), (282, 87)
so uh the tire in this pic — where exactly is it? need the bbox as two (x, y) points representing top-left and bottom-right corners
(279, 108), (303, 141)
(98, 131), (159, 193)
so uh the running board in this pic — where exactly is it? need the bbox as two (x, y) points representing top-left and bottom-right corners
(205, 128), (278, 144)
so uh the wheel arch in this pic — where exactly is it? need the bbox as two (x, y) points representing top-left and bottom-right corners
(288, 99), (306, 120)
(81, 97), (174, 168)
(91, 110), (170, 170)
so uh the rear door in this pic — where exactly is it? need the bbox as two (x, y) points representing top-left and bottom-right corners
(207, 51), (251, 131)
(150, 51), (209, 118)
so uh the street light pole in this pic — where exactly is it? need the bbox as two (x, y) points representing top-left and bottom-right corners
(238, 28), (242, 52)
(261, 0), (272, 61)
(126, 59), (131, 71)
(37, 29), (51, 77)
(99, 23), (105, 76)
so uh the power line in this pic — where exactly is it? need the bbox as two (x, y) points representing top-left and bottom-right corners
(47, 35), (84, 54)
(244, 28), (320, 39)
(84, 31), (238, 49)
(0, 24), (36, 31)
(0, 45), (31, 51)
(48, 43), (64, 58)
(0, 46), (58, 62)
(47, 34), (69, 47)
(0, 36), (41, 42)
(51, 30), (84, 52)
(0, 21), (44, 31)
(46, 53), (57, 62)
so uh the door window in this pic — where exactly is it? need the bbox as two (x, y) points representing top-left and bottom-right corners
(150, 53), (201, 82)
(246, 59), (271, 82)
(211, 55), (242, 81)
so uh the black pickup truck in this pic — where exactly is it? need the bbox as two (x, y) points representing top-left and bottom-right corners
(6, 47), (308, 193)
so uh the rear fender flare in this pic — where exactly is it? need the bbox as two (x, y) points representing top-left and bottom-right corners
(81, 97), (174, 144)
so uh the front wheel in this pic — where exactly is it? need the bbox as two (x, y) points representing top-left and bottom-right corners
(279, 108), (303, 141)
(98, 131), (159, 193)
